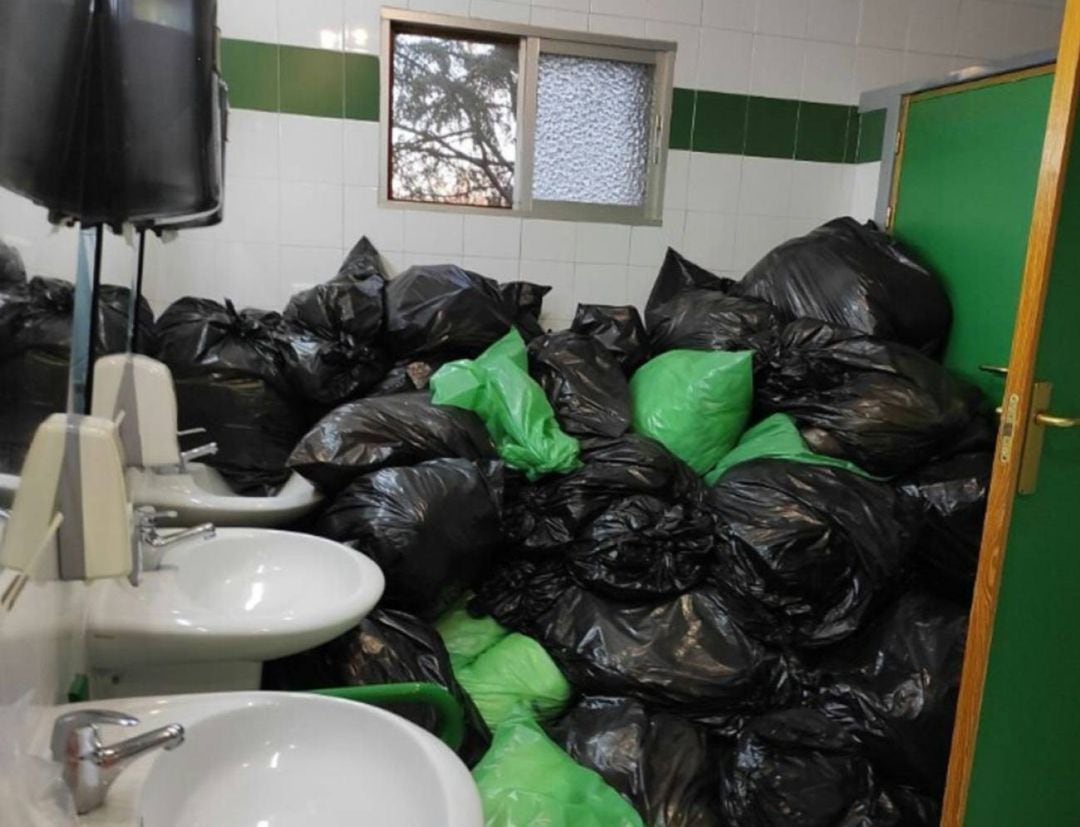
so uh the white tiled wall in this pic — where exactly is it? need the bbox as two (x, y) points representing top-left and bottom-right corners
(0, 0), (1064, 330)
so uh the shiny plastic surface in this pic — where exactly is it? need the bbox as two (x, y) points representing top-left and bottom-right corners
(570, 303), (650, 375)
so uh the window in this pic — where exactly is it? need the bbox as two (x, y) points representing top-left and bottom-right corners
(381, 10), (676, 225)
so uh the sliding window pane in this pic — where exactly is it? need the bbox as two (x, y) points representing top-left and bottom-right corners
(391, 30), (518, 208)
(533, 54), (653, 207)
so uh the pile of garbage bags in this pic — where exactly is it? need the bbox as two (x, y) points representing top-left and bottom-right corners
(0, 219), (986, 825)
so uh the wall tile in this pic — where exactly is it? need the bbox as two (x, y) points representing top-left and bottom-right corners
(280, 245), (345, 295)
(226, 110), (281, 180)
(403, 210), (465, 255)
(645, 21), (700, 88)
(692, 91), (748, 154)
(574, 263), (629, 305)
(219, 0), (279, 42)
(280, 181), (344, 247)
(464, 256), (521, 281)
(407, 0), (470, 13)
(277, 0), (344, 50)
(588, 13), (647, 36)
(221, 40), (279, 113)
(686, 152), (743, 213)
(215, 241), (282, 308)
(533, 0), (589, 12)
(682, 210), (737, 270)
(853, 46), (906, 92)
(745, 95), (798, 158)
(701, 0), (756, 31)
(345, 0), (381, 54)
(756, 0), (809, 38)
(855, 108), (887, 163)
(859, 0), (911, 50)
(733, 213), (790, 270)
(789, 160), (852, 217)
(154, 237), (218, 307)
(280, 46), (344, 118)
(849, 161), (882, 221)
(669, 88), (697, 150)
(801, 40), (856, 104)
(401, 251), (465, 268)
(345, 53), (380, 121)
(344, 120), (381, 187)
(647, 0), (703, 26)
(279, 115), (344, 182)
(738, 156), (794, 216)
(906, 0), (961, 55)
(629, 209), (686, 266)
(344, 186), (405, 252)
(221, 177), (280, 243)
(574, 223), (631, 264)
(663, 150), (692, 210)
(806, 0), (860, 44)
(749, 34), (806, 98)
(521, 219), (577, 261)
(627, 264), (657, 310)
(464, 214), (523, 259)
(902, 51), (963, 85)
(530, 6), (589, 28)
(795, 101), (853, 162)
(470, 0), (531, 23)
(697, 28), (753, 94)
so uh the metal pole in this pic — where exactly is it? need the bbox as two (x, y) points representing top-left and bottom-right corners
(127, 228), (146, 352)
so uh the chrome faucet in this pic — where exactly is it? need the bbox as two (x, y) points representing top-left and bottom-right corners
(130, 506), (215, 585)
(51, 710), (184, 814)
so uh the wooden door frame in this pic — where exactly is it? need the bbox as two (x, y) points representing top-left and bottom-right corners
(886, 64), (1057, 233)
(940, 2), (1080, 824)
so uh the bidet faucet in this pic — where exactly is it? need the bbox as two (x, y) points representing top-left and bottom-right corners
(130, 506), (215, 585)
(51, 710), (184, 814)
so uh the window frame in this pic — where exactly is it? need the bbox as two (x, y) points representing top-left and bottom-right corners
(378, 7), (677, 226)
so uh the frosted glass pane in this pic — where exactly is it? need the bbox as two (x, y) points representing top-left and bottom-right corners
(391, 32), (518, 208)
(533, 54), (653, 207)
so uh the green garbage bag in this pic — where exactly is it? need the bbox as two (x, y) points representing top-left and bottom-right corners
(473, 717), (645, 827)
(437, 602), (510, 673)
(629, 349), (753, 475)
(431, 329), (581, 480)
(705, 413), (876, 485)
(457, 633), (572, 729)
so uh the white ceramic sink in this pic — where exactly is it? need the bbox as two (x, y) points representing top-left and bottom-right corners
(87, 529), (384, 669)
(42, 692), (483, 827)
(126, 464), (322, 527)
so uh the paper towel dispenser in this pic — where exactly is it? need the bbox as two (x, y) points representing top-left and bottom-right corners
(0, 0), (225, 229)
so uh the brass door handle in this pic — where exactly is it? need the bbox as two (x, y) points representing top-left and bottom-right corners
(1035, 412), (1080, 428)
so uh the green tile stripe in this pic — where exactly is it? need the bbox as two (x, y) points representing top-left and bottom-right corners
(219, 37), (886, 164)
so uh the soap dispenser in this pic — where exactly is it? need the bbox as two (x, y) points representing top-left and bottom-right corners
(0, 414), (132, 581)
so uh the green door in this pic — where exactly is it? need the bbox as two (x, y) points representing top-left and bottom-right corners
(960, 105), (1080, 825)
(890, 68), (1054, 397)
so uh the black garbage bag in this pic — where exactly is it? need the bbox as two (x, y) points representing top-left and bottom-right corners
(276, 322), (388, 408)
(498, 280), (550, 341)
(288, 392), (497, 493)
(0, 278), (155, 473)
(571, 303), (650, 375)
(719, 708), (902, 827)
(708, 460), (917, 649)
(533, 586), (787, 714)
(333, 235), (387, 283)
(735, 217), (952, 356)
(366, 351), (469, 396)
(897, 452), (991, 600)
(554, 697), (725, 827)
(568, 495), (714, 600)
(506, 433), (702, 553)
(315, 459), (504, 618)
(155, 298), (307, 493)
(646, 249), (781, 356)
(384, 265), (515, 358)
(284, 276), (384, 343)
(885, 786), (941, 827)
(470, 556), (575, 631)
(758, 319), (982, 477)
(0, 240), (26, 286)
(261, 608), (491, 767)
(812, 591), (968, 795)
(527, 330), (632, 438)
